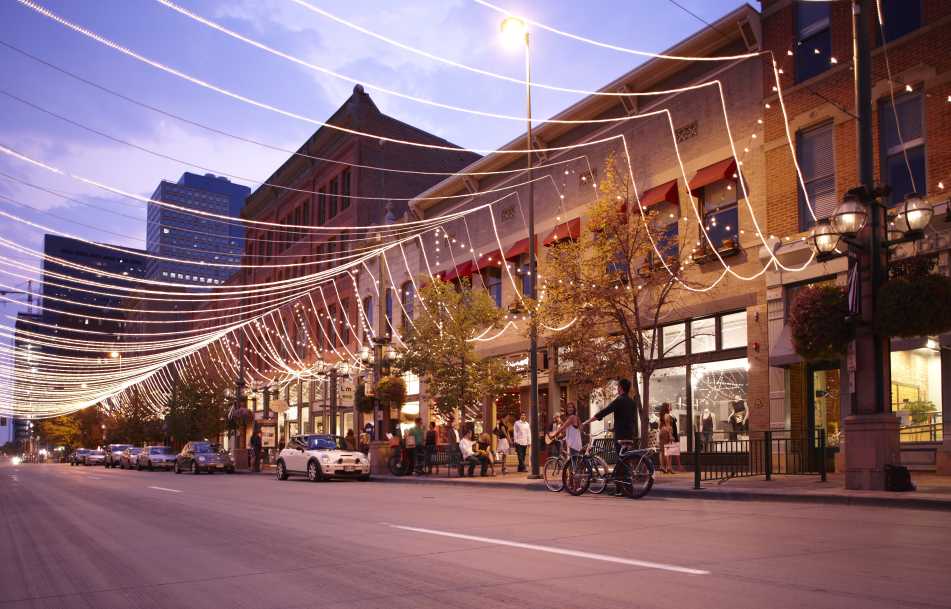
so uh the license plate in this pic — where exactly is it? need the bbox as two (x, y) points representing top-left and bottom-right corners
(343, 465), (355, 472)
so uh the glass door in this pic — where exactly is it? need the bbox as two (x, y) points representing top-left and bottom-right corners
(809, 367), (840, 445)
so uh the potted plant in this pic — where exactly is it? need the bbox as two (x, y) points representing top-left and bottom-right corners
(788, 284), (853, 362)
(877, 258), (951, 337)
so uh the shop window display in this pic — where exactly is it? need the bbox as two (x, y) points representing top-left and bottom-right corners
(648, 367), (688, 451)
(891, 346), (942, 442)
(691, 358), (749, 443)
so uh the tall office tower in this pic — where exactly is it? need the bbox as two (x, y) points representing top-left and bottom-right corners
(146, 173), (251, 285)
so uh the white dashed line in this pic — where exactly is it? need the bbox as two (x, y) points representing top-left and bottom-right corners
(387, 524), (710, 575)
(148, 486), (182, 494)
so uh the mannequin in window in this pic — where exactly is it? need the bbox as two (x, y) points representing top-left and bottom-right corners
(700, 407), (715, 449)
(728, 397), (747, 440)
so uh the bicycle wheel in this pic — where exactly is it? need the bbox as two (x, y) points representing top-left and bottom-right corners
(588, 456), (609, 495)
(543, 457), (564, 492)
(626, 455), (655, 499)
(563, 457), (592, 496)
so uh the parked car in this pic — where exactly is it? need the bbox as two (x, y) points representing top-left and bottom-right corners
(174, 442), (235, 474)
(276, 434), (370, 482)
(103, 444), (133, 468)
(69, 448), (90, 466)
(137, 446), (177, 470)
(119, 447), (143, 469)
(83, 450), (106, 466)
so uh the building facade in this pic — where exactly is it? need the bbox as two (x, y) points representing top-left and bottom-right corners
(387, 6), (771, 450)
(760, 0), (950, 473)
(146, 172), (250, 286)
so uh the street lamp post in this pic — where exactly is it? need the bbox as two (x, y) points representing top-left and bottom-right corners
(501, 16), (541, 479)
(806, 0), (936, 490)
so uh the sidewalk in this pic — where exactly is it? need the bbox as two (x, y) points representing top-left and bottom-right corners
(374, 469), (951, 511)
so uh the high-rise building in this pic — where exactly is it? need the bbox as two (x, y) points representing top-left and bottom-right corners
(146, 172), (250, 285)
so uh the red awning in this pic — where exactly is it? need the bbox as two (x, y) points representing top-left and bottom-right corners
(443, 261), (474, 282)
(475, 249), (504, 270)
(543, 218), (581, 246)
(503, 237), (537, 260)
(688, 158), (737, 194)
(639, 180), (679, 208)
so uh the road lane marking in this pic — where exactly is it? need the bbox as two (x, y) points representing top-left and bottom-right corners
(148, 486), (182, 494)
(387, 524), (709, 575)
(88, 476), (103, 480)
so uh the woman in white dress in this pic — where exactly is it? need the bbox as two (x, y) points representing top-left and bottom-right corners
(549, 403), (583, 456)
(494, 417), (512, 474)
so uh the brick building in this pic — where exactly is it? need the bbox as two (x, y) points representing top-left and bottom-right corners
(384, 5), (771, 452)
(759, 0), (950, 472)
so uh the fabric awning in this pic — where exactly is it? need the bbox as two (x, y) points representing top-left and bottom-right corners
(504, 237), (537, 260)
(443, 261), (474, 282)
(688, 158), (738, 194)
(639, 180), (680, 208)
(475, 249), (504, 270)
(543, 218), (581, 246)
(768, 324), (802, 367)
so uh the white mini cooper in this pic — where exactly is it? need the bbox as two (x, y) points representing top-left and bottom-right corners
(276, 434), (371, 482)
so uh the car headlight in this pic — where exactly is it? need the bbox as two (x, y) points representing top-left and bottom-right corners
(198, 456), (206, 463)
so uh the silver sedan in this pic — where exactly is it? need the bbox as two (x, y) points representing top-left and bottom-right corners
(136, 446), (177, 471)
(119, 447), (143, 469)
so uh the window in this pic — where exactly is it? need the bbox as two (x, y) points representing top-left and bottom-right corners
(662, 323), (686, 357)
(796, 3), (831, 83)
(879, 92), (925, 206)
(690, 317), (716, 354)
(700, 181), (738, 250)
(516, 253), (532, 294)
(797, 121), (836, 230)
(340, 169), (351, 210)
(340, 299), (351, 346)
(482, 267), (502, 307)
(656, 210), (679, 262)
(720, 311), (747, 350)
(328, 305), (338, 347)
(891, 345), (942, 443)
(363, 296), (373, 330)
(317, 189), (326, 225)
(385, 287), (393, 327)
(401, 281), (415, 322)
(878, 0), (921, 44)
(329, 177), (339, 218)
(403, 371), (420, 396)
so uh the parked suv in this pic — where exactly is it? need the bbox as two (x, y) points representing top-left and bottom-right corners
(174, 442), (235, 474)
(137, 446), (177, 470)
(276, 434), (370, 482)
(103, 444), (133, 468)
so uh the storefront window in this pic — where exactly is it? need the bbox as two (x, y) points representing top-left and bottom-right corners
(662, 323), (686, 357)
(691, 317), (716, 354)
(588, 380), (618, 438)
(403, 371), (420, 396)
(691, 358), (749, 441)
(648, 366), (688, 450)
(720, 311), (747, 349)
(891, 346), (943, 442)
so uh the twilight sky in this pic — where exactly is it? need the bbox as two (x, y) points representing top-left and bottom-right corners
(0, 0), (750, 316)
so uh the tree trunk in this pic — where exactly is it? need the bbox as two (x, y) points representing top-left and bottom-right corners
(639, 375), (651, 446)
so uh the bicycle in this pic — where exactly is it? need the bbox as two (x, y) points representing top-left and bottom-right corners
(542, 437), (566, 492)
(558, 432), (611, 496)
(611, 444), (656, 499)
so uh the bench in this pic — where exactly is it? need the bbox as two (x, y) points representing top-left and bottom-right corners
(429, 444), (465, 476)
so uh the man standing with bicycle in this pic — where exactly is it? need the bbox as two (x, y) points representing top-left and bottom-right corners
(583, 378), (641, 496)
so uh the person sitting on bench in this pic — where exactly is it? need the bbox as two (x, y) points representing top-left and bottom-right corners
(458, 429), (488, 477)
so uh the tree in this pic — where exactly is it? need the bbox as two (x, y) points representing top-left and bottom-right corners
(539, 154), (693, 442)
(37, 408), (104, 450)
(400, 277), (520, 423)
(164, 378), (230, 449)
(105, 389), (165, 446)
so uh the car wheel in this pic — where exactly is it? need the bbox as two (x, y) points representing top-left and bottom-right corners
(307, 460), (321, 482)
(174, 462), (181, 474)
(276, 460), (288, 481)
(191, 461), (199, 475)
(358, 475), (371, 482)
(226, 467), (235, 474)
(147, 461), (153, 471)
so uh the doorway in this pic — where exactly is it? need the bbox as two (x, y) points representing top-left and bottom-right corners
(808, 366), (840, 444)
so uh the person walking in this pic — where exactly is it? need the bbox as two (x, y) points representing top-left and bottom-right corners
(513, 412), (531, 473)
(494, 417), (512, 475)
(345, 429), (356, 451)
(409, 418), (426, 475)
(424, 421), (437, 474)
(250, 429), (263, 472)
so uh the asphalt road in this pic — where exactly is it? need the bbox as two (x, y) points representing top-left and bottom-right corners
(2, 462), (950, 609)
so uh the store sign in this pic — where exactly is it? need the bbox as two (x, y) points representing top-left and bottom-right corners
(338, 378), (355, 407)
(260, 425), (276, 448)
(505, 352), (530, 373)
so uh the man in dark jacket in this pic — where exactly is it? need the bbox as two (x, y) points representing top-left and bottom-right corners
(584, 378), (640, 494)
(250, 429), (263, 472)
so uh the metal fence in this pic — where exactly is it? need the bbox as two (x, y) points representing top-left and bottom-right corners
(692, 429), (827, 488)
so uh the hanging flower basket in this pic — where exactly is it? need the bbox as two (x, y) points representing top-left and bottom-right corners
(877, 273), (951, 338)
(788, 285), (853, 362)
(376, 375), (407, 408)
(354, 382), (376, 414)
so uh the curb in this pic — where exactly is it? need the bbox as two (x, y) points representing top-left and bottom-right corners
(373, 475), (951, 511)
